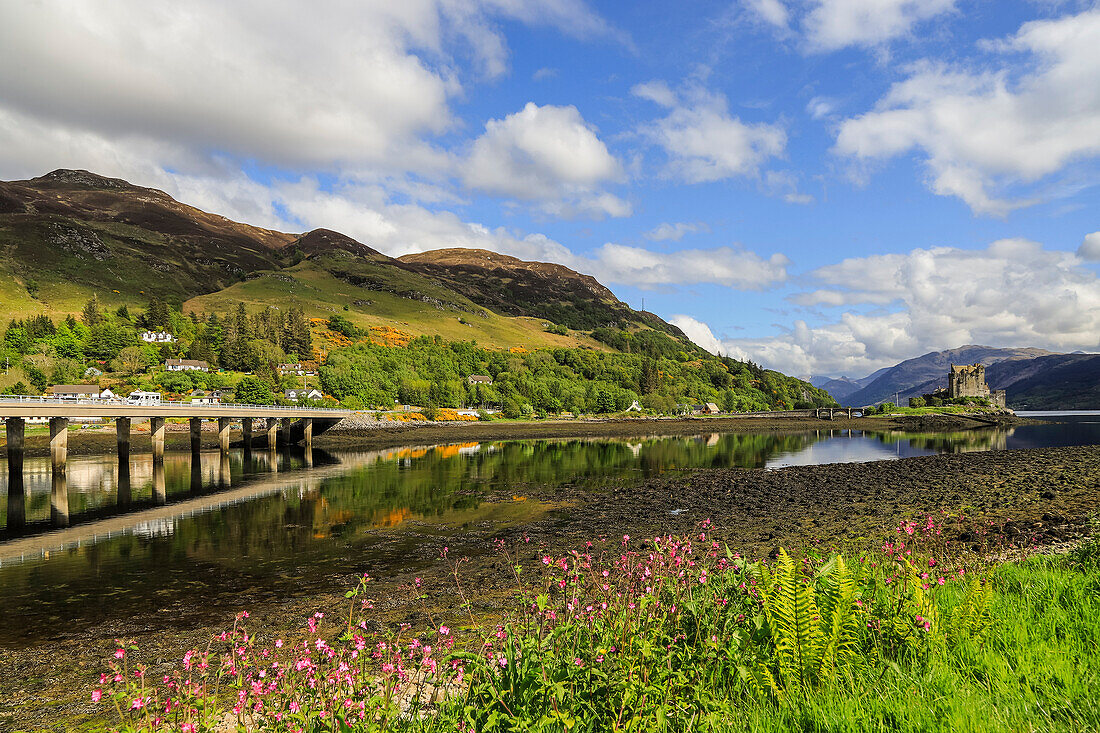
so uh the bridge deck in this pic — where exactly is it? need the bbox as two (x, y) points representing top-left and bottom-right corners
(0, 397), (350, 420)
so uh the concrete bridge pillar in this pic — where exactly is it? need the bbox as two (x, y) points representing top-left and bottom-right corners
(279, 417), (293, 446)
(266, 418), (278, 448)
(117, 417), (130, 454)
(217, 417), (231, 453)
(6, 416), (24, 457)
(190, 417), (202, 454)
(302, 417), (313, 449)
(241, 418), (253, 448)
(49, 417), (68, 468)
(5, 418), (25, 530)
(151, 417), (165, 462)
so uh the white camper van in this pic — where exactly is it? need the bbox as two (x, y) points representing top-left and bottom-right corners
(125, 391), (162, 406)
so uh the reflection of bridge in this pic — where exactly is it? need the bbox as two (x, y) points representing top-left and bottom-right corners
(1, 397), (349, 530)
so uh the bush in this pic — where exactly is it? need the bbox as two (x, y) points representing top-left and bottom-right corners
(235, 376), (275, 405)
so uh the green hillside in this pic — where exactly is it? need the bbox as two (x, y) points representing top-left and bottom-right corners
(0, 168), (835, 412)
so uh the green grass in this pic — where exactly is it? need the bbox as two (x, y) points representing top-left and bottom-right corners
(185, 261), (610, 351)
(882, 405), (1006, 416)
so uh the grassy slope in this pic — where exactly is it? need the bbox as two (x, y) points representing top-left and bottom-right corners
(184, 260), (610, 351)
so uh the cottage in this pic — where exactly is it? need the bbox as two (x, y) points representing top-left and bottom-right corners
(285, 388), (324, 402)
(165, 358), (209, 372)
(47, 384), (116, 400)
(467, 375), (493, 385)
(704, 402), (721, 415)
(142, 330), (176, 343)
(190, 389), (221, 405)
(278, 362), (318, 376)
(626, 400), (643, 412)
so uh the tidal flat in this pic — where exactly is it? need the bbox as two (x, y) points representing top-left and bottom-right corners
(0, 436), (1097, 730)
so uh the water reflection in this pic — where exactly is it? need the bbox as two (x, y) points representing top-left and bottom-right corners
(0, 415), (1097, 647)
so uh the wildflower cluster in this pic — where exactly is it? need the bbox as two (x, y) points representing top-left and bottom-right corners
(94, 521), (995, 731)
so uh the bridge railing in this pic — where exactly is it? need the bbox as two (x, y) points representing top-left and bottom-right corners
(0, 395), (350, 413)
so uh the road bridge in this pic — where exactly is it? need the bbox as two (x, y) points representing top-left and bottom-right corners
(1, 396), (350, 528)
(727, 407), (864, 419)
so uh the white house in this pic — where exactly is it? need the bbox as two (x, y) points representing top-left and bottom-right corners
(142, 331), (175, 343)
(285, 388), (324, 402)
(47, 384), (117, 400)
(190, 389), (221, 405)
(165, 358), (209, 372)
(467, 375), (493, 385)
(278, 362), (318, 376)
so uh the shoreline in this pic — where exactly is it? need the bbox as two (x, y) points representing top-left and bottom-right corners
(0, 441), (1095, 730)
(5, 412), (1028, 458)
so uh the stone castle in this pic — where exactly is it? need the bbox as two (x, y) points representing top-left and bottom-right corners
(912, 363), (1007, 408)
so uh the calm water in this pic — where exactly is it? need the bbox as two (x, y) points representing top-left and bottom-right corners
(0, 413), (1097, 647)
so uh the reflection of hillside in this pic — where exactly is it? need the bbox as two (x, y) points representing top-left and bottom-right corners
(870, 428), (1013, 453)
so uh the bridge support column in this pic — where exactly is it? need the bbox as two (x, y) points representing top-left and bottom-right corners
(217, 418), (231, 453)
(50, 417), (68, 469)
(279, 418), (292, 447)
(6, 417), (24, 458)
(5, 418), (25, 530)
(150, 417), (165, 462)
(241, 418), (253, 447)
(302, 418), (313, 449)
(116, 417), (130, 454)
(190, 417), (202, 454)
(266, 418), (278, 447)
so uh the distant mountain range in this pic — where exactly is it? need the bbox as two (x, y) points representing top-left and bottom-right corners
(814, 345), (1100, 410)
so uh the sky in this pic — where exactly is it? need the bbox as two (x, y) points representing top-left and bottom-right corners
(0, 0), (1098, 379)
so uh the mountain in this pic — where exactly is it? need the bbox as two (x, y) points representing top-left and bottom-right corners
(814, 376), (862, 401)
(843, 345), (1056, 406)
(397, 248), (684, 337)
(810, 367), (889, 401)
(985, 353), (1100, 409)
(0, 169), (691, 352)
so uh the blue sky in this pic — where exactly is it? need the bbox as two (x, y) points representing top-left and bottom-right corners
(0, 0), (1097, 377)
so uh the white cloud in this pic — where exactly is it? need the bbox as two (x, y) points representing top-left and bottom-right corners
(669, 315), (725, 355)
(713, 239), (1100, 376)
(634, 83), (786, 183)
(463, 102), (629, 218)
(806, 96), (838, 120)
(644, 222), (707, 241)
(584, 244), (790, 290)
(744, 0), (791, 29)
(835, 8), (1100, 215)
(803, 0), (956, 51)
(1080, 231), (1100, 261)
